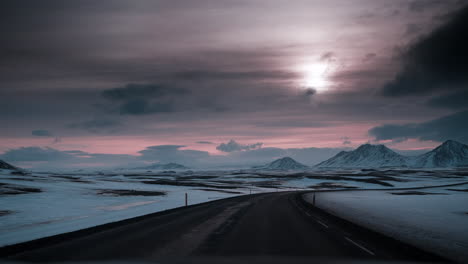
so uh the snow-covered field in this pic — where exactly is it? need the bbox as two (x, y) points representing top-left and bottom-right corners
(1, 167), (468, 251)
(304, 183), (468, 262)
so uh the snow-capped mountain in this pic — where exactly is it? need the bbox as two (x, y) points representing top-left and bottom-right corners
(139, 162), (189, 170)
(254, 157), (309, 170)
(411, 140), (468, 168)
(316, 140), (468, 168)
(0, 160), (18, 170)
(315, 144), (408, 168)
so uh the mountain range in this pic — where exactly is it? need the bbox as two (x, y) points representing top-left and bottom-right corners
(316, 140), (468, 168)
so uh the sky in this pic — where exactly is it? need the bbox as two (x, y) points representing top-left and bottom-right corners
(1, 0), (468, 169)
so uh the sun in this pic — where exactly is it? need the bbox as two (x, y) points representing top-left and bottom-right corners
(299, 63), (330, 92)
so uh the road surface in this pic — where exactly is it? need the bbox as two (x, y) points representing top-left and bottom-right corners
(0, 192), (447, 262)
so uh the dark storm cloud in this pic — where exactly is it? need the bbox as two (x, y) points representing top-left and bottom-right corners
(32, 130), (53, 137)
(427, 90), (468, 109)
(368, 110), (468, 143)
(216, 140), (263, 153)
(381, 5), (468, 96)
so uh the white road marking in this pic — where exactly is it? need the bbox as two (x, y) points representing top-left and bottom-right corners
(316, 220), (329, 228)
(345, 237), (375, 256)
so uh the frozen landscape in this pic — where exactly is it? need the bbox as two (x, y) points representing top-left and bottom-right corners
(1, 140), (468, 262)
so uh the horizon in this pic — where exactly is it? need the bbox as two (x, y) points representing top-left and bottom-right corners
(2, 139), (463, 170)
(1, 1), (468, 169)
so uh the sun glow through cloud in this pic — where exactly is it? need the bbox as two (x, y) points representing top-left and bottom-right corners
(299, 63), (330, 92)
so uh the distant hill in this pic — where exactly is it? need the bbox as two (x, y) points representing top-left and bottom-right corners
(316, 140), (468, 168)
(0, 160), (19, 171)
(139, 162), (189, 170)
(254, 157), (309, 170)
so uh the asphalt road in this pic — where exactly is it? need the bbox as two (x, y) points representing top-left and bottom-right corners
(1, 192), (448, 263)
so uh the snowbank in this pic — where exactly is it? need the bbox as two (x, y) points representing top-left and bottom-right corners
(304, 185), (468, 262)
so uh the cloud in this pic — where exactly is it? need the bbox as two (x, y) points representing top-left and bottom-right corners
(408, 0), (446, 13)
(138, 145), (210, 165)
(319, 51), (335, 62)
(0, 146), (139, 169)
(381, 5), (468, 97)
(102, 83), (187, 101)
(427, 90), (468, 109)
(101, 83), (189, 115)
(341, 136), (352, 145)
(362, 53), (377, 62)
(172, 70), (297, 82)
(32, 130), (53, 137)
(1, 147), (72, 162)
(68, 119), (121, 133)
(368, 110), (468, 143)
(216, 140), (263, 153)
(196, 141), (213, 144)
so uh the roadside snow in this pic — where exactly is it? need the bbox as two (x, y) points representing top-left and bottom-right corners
(304, 185), (468, 262)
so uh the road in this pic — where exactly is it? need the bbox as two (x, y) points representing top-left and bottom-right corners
(1, 192), (447, 262)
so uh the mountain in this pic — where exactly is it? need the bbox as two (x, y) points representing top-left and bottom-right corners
(0, 160), (19, 170)
(254, 157), (309, 170)
(315, 144), (408, 168)
(411, 140), (468, 168)
(140, 162), (189, 170)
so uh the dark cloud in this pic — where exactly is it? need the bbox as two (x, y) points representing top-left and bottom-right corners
(382, 5), (468, 96)
(102, 83), (187, 101)
(196, 141), (214, 144)
(138, 145), (210, 165)
(304, 88), (316, 96)
(68, 119), (121, 133)
(0, 146), (139, 169)
(1, 147), (72, 162)
(320, 51), (335, 62)
(408, 0), (445, 12)
(32, 130), (53, 137)
(368, 110), (468, 143)
(216, 140), (263, 153)
(427, 90), (468, 109)
(101, 83), (189, 115)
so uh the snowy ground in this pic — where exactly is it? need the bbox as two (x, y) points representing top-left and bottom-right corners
(304, 183), (468, 262)
(1, 167), (468, 249)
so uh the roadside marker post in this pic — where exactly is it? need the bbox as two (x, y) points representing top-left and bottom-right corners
(313, 193), (316, 206)
(185, 192), (188, 206)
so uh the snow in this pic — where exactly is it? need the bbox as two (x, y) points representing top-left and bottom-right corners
(304, 185), (468, 262)
(1, 167), (468, 250)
